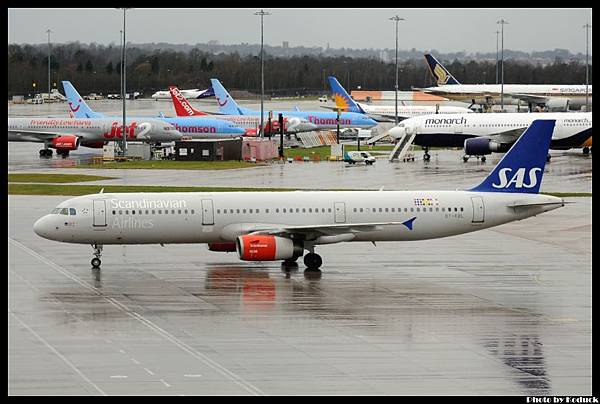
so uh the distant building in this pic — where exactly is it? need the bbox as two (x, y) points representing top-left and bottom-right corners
(379, 50), (389, 63)
(282, 41), (289, 48)
(207, 40), (219, 46)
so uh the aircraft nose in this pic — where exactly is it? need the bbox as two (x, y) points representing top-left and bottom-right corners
(33, 215), (54, 240)
(388, 126), (405, 140)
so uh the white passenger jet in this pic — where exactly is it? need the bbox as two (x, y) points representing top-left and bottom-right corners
(151, 87), (214, 100)
(33, 120), (563, 272)
(387, 112), (592, 162)
(422, 54), (592, 111)
(8, 117), (181, 157)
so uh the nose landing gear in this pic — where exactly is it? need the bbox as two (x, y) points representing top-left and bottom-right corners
(91, 244), (103, 268)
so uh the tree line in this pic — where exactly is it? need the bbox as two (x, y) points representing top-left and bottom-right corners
(8, 43), (592, 98)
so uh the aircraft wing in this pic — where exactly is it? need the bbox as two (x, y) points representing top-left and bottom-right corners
(485, 127), (528, 144)
(247, 221), (410, 240)
(508, 93), (549, 105)
(8, 130), (66, 142)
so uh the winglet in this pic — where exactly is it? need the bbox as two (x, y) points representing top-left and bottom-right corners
(402, 217), (416, 230)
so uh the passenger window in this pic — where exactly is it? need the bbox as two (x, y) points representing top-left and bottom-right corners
(146, 210), (149, 215)
(185, 210), (188, 214)
(391, 208), (395, 212)
(112, 210), (116, 215)
(266, 209), (269, 213)
(410, 208), (414, 212)
(119, 210), (123, 215)
(436, 207), (439, 212)
(158, 210), (162, 214)
(236, 209), (240, 214)
(256, 209), (260, 214)
(282, 208), (286, 213)
(460, 207), (464, 212)
(243, 209), (246, 214)
(429, 208), (433, 212)
(217, 209), (220, 214)
(249, 209), (253, 213)
(302, 208), (306, 213)
(191, 210), (195, 214)
(165, 210), (168, 214)
(296, 208), (300, 213)
(152, 210), (156, 215)
(178, 209), (182, 214)
(404, 208), (408, 212)
(416, 208), (420, 212)
(353, 208), (357, 212)
(321, 208), (325, 213)
(276, 208), (279, 213)
(442, 208), (445, 212)
(454, 207), (458, 212)
(69, 208), (76, 215)
(308, 208), (312, 213)
(132, 210), (135, 215)
(126, 210), (129, 215)
(385, 208), (389, 212)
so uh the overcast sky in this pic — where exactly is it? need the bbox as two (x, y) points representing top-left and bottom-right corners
(8, 8), (592, 54)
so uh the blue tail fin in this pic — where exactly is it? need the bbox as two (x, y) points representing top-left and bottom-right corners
(62, 81), (105, 118)
(424, 54), (460, 85)
(327, 76), (364, 113)
(469, 120), (555, 194)
(209, 79), (251, 115)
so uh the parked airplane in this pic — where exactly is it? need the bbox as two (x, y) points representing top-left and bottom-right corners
(8, 117), (181, 157)
(422, 53), (592, 111)
(327, 76), (473, 121)
(210, 79), (378, 130)
(151, 86), (214, 100)
(387, 112), (592, 162)
(33, 120), (564, 272)
(167, 86), (317, 135)
(63, 81), (246, 138)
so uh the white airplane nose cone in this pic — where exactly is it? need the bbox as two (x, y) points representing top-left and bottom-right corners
(33, 216), (52, 239)
(388, 127), (404, 139)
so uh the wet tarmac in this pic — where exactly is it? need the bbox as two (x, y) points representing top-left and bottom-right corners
(8, 195), (591, 395)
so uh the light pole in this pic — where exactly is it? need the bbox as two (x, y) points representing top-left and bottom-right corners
(584, 23), (591, 111)
(118, 8), (132, 158)
(390, 15), (404, 125)
(254, 9), (270, 137)
(46, 29), (52, 101)
(495, 30), (499, 84)
(497, 19), (508, 110)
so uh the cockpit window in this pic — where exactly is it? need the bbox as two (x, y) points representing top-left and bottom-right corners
(51, 208), (60, 214)
(69, 208), (76, 215)
(398, 123), (405, 127)
(60, 208), (68, 215)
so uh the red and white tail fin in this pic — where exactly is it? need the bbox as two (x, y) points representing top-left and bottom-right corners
(168, 86), (208, 116)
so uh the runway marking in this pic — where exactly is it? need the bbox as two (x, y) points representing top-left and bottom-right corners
(10, 311), (107, 396)
(109, 375), (128, 379)
(131, 358), (140, 365)
(144, 367), (155, 376)
(10, 238), (266, 396)
(160, 379), (171, 388)
(9, 269), (40, 292)
(184, 374), (203, 378)
(119, 349), (126, 354)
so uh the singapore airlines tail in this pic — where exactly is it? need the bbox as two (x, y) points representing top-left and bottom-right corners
(424, 54), (461, 86)
(62, 81), (105, 119)
(469, 120), (555, 194)
(210, 79), (254, 115)
(168, 86), (209, 116)
(327, 76), (365, 114)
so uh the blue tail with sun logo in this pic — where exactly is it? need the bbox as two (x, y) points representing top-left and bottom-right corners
(327, 76), (365, 114)
(424, 54), (461, 86)
(62, 81), (105, 119)
(209, 79), (253, 115)
(469, 120), (555, 194)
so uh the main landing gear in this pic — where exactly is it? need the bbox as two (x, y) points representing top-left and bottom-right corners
(462, 155), (486, 163)
(91, 244), (103, 269)
(39, 149), (53, 158)
(546, 154), (551, 163)
(583, 147), (591, 155)
(303, 252), (322, 271)
(56, 149), (70, 158)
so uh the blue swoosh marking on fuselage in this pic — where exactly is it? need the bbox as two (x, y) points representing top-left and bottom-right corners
(402, 217), (417, 230)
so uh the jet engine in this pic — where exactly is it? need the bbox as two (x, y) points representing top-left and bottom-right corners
(82, 141), (107, 149)
(464, 137), (508, 156)
(544, 98), (570, 112)
(51, 135), (80, 150)
(236, 235), (303, 261)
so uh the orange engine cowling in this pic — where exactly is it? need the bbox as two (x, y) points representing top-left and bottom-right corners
(51, 135), (80, 150)
(208, 242), (237, 252)
(236, 235), (303, 261)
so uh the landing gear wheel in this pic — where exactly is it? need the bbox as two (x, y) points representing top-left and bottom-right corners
(546, 154), (551, 163)
(91, 258), (101, 268)
(583, 147), (590, 155)
(303, 252), (322, 269)
(423, 153), (431, 161)
(39, 149), (52, 158)
(462, 155), (469, 162)
(480, 156), (486, 162)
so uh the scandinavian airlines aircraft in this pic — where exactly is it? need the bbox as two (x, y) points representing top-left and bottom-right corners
(63, 81), (245, 138)
(327, 76), (473, 122)
(422, 54), (592, 111)
(211, 79), (378, 130)
(33, 120), (563, 272)
(387, 112), (592, 162)
(151, 86), (214, 100)
(167, 86), (318, 136)
(8, 117), (181, 157)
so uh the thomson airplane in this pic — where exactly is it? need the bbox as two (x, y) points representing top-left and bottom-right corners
(63, 81), (245, 138)
(151, 86), (214, 100)
(422, 53), (592, 111)
(167, 86), (317, 135)
(8, 117), (181, 157)
(211, 79), (378, 130)
(33, 120), (563, 272)
(387, 112), (592, 162)
(327, 76), (473, 122)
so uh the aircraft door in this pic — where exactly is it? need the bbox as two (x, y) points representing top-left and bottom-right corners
(93, 200), (107, 227)
(471, 196), (484, 223)
(201, 199), (214, 225)
(334, 202), (346, 223)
